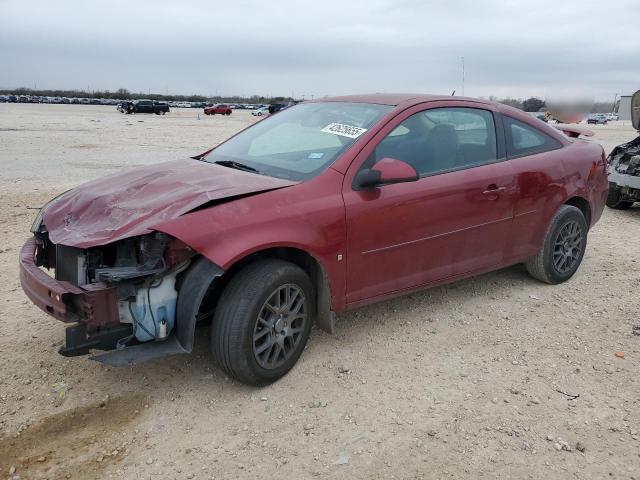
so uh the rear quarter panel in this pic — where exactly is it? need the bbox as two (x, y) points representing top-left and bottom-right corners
(562, 138), (608, 226)
(506, 138), (607, 263)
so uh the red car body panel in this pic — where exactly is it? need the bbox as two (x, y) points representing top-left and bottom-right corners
(155, 168), (349, 311)
(22, 94), (608, 328)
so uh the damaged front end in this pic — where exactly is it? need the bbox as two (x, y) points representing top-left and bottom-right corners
(19, 228), (213, 365)
(607, 89), (640, 206)
(18, 158), (298, 365)
(607, 135), (640, 203)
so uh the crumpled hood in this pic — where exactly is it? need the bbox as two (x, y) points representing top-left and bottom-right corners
(43, 158), (297, 248)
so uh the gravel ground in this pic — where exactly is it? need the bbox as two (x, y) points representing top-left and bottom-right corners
(0, 104), (639, 480)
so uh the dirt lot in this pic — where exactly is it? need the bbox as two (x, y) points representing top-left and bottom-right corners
(0, 104), (639, 480)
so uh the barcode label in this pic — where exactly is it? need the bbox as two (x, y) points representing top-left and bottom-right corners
(321, 123), (368, 139)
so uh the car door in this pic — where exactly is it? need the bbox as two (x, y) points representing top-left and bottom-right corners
(342, 103), (516, 304)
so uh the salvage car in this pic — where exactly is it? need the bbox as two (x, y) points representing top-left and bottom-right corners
(20, 94), (608, 385)
(606, 89), (640, 209)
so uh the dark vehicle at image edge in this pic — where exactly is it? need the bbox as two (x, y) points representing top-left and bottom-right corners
(117, 99), (170, 115)
(605, 89), (640, 209)
(20, 94), (608, 386)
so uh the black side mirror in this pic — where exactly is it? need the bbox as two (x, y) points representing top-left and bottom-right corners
(354, 168), (382, 189)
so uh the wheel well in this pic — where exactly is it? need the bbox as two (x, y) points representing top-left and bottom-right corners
(227, 247), (322, 285)
(194, 247), (333, 332)
(564, 196), (591, 226)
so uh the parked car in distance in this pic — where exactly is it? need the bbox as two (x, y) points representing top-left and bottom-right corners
(268, 103), (289, 114)
(251, 106), (270, 116)
(528, 112), (547, 122)
(204, 104), (232, 115)
(605, 112), (619, 121)
(21, 94), (608, 386)
(587, 113), (608, 124)
(117, 100), (170, 115)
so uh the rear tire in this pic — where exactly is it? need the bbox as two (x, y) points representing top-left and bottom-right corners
(211, 259), (315, 386)
(525, 205), (588, 284)
(606, 184), (634, 210)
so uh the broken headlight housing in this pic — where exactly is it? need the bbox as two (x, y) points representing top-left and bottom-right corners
(30, 190), (70, 233)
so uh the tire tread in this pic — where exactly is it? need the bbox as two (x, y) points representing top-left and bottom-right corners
(211, 259), (313, 385)
(525, 205), (587, 284)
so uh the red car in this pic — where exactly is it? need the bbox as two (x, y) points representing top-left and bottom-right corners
(204, 104), (232, 115)
(20, 94), (608, 385)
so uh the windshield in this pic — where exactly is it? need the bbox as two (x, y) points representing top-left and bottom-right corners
(205, 102), (393, 180)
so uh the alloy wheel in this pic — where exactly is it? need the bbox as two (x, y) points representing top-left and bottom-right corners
(253, 284), (307, 369)
(552, 220), (583, 273)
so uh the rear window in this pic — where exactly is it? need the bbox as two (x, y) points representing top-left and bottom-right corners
(504, 116), (562, 157)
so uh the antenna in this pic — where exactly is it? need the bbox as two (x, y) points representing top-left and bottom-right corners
(461, 57), (465, 96)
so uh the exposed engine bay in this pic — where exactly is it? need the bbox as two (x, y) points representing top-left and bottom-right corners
(607, 135), (640, 202)
(606, 89), (640, 207)
(32, 230), (194, 352)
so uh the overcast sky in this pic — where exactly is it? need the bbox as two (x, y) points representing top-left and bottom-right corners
(1, 0), (638, 100)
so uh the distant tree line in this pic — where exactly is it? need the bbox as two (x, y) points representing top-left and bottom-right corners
(489, 96), (618, 113)
(1, 87), (619, 112)
(0, 87), (292, 104)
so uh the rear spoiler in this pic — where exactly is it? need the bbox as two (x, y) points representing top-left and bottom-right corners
(554, 125), (594, 138)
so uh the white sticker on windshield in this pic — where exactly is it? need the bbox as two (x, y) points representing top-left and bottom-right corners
(321, 123), (367, 139)
(308, 152), (324, 159)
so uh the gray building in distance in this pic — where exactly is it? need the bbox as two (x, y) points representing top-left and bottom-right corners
(618, 95), (631, 121)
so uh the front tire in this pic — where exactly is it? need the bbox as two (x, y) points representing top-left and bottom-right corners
(211, 259), (315, 386)
(525, 205), (588, 284)
(606, 184), (634, 210)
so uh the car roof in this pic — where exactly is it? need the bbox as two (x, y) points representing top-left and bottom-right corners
(313, 93), (495, 107)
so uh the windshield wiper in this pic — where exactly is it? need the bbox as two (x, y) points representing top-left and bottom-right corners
(214, 160), (260, 174)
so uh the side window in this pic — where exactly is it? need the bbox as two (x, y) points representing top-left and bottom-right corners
(504, 116), (562, 157)
(366, 107), (498, 177)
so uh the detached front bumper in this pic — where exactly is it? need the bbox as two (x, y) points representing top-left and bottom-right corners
(19, 237), (120, 326)
(19, 237), (129, 356)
